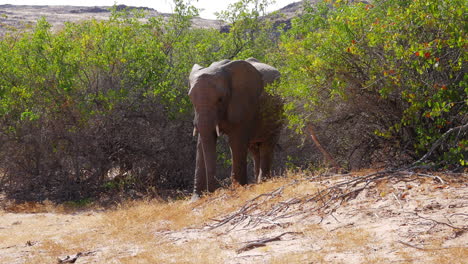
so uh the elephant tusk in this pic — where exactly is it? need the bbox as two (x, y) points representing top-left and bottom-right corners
(216, 125), (221, 137)
(193, 127), (198, 137)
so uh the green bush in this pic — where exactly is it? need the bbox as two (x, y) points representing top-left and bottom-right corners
(272, 0), (466, 168)
(216, 0), (280, 60)
(0, 0), (465, 201)
(0, 0), (286, 201)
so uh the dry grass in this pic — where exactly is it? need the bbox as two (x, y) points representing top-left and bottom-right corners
(270, 250), (326, 263)
(2, 200), (65, 213)
(1, 170), (467, 263)
(1, 172), (318, 263)
(117, 238), (226, 264)
(268, 223), (329, 263)
(269, 227), (378, 264)
(0, 211), (103, 263)
(279, 224), (376, 263)
(328, 228), (372, 250)
(430, 247), (468, 264)
(102, 172), (312, 233)
(393, 239), (468, 264)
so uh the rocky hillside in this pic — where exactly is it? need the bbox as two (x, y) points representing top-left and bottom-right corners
(0, 4), (224, 34)
(0, 2), (304, 35)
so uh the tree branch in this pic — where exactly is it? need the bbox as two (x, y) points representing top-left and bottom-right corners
(410, 122), (468, 167)
(306, 124), (342, 171)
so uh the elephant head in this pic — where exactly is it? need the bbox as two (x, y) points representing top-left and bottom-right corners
(188, 60), (264, 197)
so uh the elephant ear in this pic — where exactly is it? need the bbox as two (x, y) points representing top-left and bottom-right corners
(246, 58), (281, 85)
(210, 59), (231, 68)
(189, 64), (204, 91)
(222, 60), (263, 124)
(246, 57), (259, 63)
(190, 64), (204, 78)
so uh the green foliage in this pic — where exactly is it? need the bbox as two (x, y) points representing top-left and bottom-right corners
(0, 11), (168, 127)
(0, 0), (284, 201)
(0, 1), (231, 128)
(0, 0), (280, 137)
(0, 0), (465, 201)
(63, 198), (93, 208)
(216, 0), (280, 60)
(273, 0), (467, 166)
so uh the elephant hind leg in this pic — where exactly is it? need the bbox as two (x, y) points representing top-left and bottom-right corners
(229, 139), (249, 186)
(258, 143), (274, 183)
(249, 143), (261, 183)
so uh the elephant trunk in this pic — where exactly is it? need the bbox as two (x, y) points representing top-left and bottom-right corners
(197, 111), (218, 191)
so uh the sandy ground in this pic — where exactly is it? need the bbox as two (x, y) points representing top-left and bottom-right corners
(0, 172), (467, 263)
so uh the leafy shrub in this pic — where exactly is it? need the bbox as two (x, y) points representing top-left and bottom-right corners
(0, 4), (212, 201)
(216, 0), (280, 60)
(1, 0), (465, 202)
(272, 0), (466, 168)
(0, 0), (288, 201)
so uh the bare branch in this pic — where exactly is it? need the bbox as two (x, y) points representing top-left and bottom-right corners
(410, 123), (468, 167)
(306, 124), (342, 171)
(236, 232), (301, 254)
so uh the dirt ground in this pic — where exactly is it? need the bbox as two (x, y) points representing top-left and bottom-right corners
(0, 170), (467, 263)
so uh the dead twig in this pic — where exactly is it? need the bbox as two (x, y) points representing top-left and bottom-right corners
(392, 193), (403, 208)
(206, 168), (456, 233)
(329, 223), (354, 232)
(398, 240), (435, 251)
(57, 251), (96, 264)
(400, 171), (445, 184)
(207, 183), (297, 230)
(398, 240), (468, 251)
(236, 232), (301, 254)
(413, 212), (468, 231)
(0, 245), (16, 249)
(450, 213), (468, 217)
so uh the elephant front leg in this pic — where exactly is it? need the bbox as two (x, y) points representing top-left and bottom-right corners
(193, 136), (207, 198)
(230, 139), (249, 186)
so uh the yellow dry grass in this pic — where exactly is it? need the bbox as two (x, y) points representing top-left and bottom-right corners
(270, 250), (327, 263)
(0, 171), (319, 263)
(2, 199), (65, 213)
(1, 170), (466, 263)
(393, 239), (468, 264)
(103, 174), (308, 235)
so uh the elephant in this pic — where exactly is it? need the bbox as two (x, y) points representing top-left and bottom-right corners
(188, 58), (283, 199)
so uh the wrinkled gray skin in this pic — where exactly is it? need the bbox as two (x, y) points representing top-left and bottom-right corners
(189, 58), (283, 199)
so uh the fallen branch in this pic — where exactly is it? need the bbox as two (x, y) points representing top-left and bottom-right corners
(329, 223), (354, 232)
(413, 172), (445, 184)
(398, 240), (468, 251)
(0, 245), (15, 250)
(57, 251), (96, 264)
(206, 169), (458, 233)
(413, 212), (468, 231)
(207, 183), (297, 230)
(236, 232), (300, 254)
(398, 240), (436, 251)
